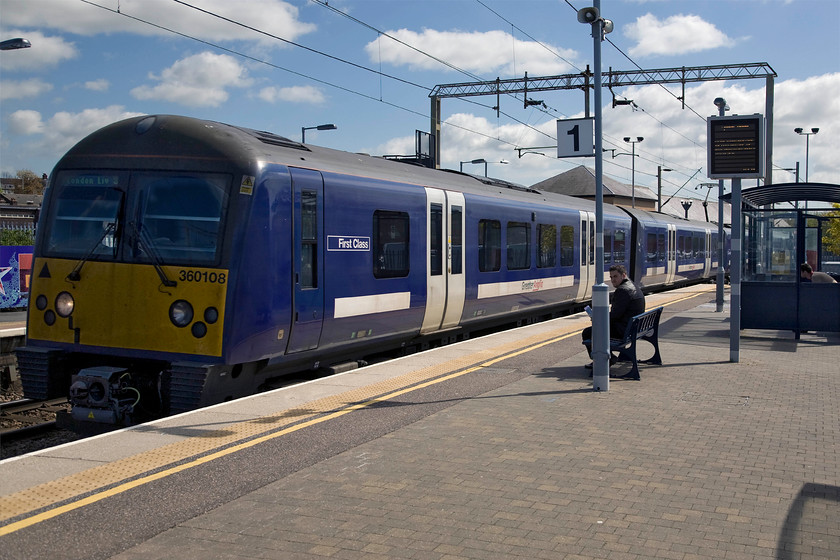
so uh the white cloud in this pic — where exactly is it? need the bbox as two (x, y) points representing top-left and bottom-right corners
(366, 29), (578, 76)
(258, 85), (326, 104)
(8, 106), (144, 157)
(8, 110), (45, 135)
(84, 79), (110, 92)
(625, 14), (737, 57)
(0, 79), (53, 101)
(1, 0), (316, 44)
(131, 52), (252, 107)
(0, 30), (78, 72)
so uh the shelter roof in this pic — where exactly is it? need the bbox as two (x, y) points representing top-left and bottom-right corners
(721, 182), (840, 208)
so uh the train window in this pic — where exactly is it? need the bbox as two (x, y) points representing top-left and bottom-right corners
(693, 235), (701, 258)
(614, 229), (626, 263)
(300, 190), (317, 288)
(135, 174), (228, 266)
(538, 224), (556, 268)
(430, 203), (443, 276)
(646, 233), (657, 263)
(560, 225), (574, 267)
(478, 219), (501, 272)
(604, 229), (613, 264)
(657, 233), (666, 262)
(44, 172), (126, 259)
(451, 206), (463, 275)
(507, 222), (530, 270)
(373, 210), (410, 278)
(581, 223), (587, 267)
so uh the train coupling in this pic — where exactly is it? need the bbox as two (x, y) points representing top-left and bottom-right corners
(69, 366), (140, 425)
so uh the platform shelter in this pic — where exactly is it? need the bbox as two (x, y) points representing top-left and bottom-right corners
(723, 182), (840, 337)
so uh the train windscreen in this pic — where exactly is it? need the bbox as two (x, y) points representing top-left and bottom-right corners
(43, 171), (230, 266)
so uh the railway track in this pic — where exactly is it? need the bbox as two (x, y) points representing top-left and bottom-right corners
(0, 398), (70, 441)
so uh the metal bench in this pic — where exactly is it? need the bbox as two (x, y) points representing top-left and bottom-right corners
(610, 307), (663, 380)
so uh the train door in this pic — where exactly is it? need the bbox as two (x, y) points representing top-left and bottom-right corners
(286, 168), (325, 353)
(665, 224), (677, 285)
(420, 188), (466, 334)
(575, 211), (595, 301)
(704, 230), (713, 276)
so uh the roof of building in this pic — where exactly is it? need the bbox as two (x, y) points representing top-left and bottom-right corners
(0, 192), (43, 206)
(530, 165), (658, 201)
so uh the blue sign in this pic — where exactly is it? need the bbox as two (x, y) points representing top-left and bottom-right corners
(327, 235), (370, 252)
(0, 246), (33, 309)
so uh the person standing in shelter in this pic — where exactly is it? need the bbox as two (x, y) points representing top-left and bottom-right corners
(582, 264), (646, 371)
(800, 263), (837, 283)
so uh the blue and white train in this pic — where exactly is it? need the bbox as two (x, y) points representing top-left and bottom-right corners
(18, 115), (728, 424)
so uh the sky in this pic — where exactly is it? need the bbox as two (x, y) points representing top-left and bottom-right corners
(1, 0), (838, 204)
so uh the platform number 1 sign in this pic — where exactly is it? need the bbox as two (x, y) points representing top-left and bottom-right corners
(556, 117), (595, 158)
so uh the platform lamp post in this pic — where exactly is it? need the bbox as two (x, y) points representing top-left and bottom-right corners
(578, 1), (614, 391)
(793, 127), (818, 182)
(713, 97), (729, 313)
(624, 137), (643, 208)
(301, 123), (336, 143)
(656, 166), (671, 212)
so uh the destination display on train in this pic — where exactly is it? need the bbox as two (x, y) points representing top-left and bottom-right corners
(707, 114), (765, 179)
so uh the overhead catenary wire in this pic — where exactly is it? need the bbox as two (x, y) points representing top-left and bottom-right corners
(76, 0), (536, 150)
(82, 0), (701, 190)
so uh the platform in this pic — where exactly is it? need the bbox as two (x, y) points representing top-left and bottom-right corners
(1, 285), (838, 559)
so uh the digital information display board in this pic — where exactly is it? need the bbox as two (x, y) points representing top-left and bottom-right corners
(707, 114), (765, 179)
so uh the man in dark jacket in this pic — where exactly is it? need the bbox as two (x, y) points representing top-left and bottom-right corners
(582, 264), (646, 370)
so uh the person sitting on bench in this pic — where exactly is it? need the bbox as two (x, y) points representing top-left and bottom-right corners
(582, 264), (646, 372)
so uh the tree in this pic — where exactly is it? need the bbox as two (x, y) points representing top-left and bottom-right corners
(14, 169), (46, 194)
(822, 203), (840, 256)
(0, 229), (35, 245)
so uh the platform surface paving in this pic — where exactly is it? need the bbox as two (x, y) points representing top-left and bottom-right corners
(113, 301), (839, 560)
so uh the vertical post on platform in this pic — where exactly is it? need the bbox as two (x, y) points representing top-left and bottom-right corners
(587, 1), (610, 390)
(730, 178), (741, 362)
(713, 98), (728, 313)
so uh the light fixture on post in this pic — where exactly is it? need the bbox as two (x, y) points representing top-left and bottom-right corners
(460, 158), (508, 177)
(301, 123), (337, 143)
(793, 127), (819, 182)
(623, 136), (643, 208)
(656, 166), (672, 212)
(695, 183), (717, 222)
(0, 38), (31, 50)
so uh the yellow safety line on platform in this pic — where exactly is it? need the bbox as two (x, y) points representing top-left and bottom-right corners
(0, 287), (713, 535)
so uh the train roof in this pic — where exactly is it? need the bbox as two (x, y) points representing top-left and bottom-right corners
(58, 114), (627, 218)
(620, 206), (723, 230)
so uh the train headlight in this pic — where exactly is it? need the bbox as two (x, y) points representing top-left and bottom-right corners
(169, 300), (194, 327)
(55, 292), (75, 317)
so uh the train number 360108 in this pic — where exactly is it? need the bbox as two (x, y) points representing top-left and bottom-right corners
(178, 270), (227, 284)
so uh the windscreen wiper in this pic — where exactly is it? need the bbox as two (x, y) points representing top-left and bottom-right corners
(134, 223), (177, 287)
(66, 222), (117, 282)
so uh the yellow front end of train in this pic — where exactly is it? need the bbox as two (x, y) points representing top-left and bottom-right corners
(27, 258), (227, 358)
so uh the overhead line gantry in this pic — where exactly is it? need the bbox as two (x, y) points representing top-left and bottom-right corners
(429, 62), (777, 184)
